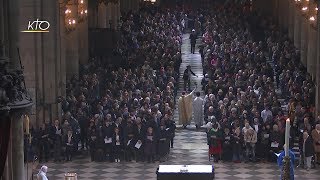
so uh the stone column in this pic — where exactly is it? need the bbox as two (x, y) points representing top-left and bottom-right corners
(42, 0), (60, 121)
(88, 0), (98, 28)
(106, 3), (112, 29)
(11, 112), (24, 180)
(307, 26), (317, 79)
(98, 2), (107, 28)
(316, 3), (320, 117)
(57, 0), (67, 120)
(294, 9), (301, 49)
(78, 19), (88, 65)
(66, 30), (79, 79)
(120, 0), (127, 13)
(66, 4), (80, 79)
(0, 0), (4, 46)
(8, 0), (21, 69)
(288, 0), (295, 39)
(300, 17), (308, 66)
(111, 2), (120, 30)
(283, 0), (289, 29)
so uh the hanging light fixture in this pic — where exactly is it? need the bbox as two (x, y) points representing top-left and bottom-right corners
(65, 5), (77, 32)
(78, 0), (88, 22)
(301, 0), (309, 15)
(308, 0), (318, 27)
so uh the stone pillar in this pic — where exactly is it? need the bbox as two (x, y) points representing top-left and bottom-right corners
(98, 2), (107, 28)
(294, 9), (301, 49)
(2, 115), (12, 180)
(42, 0), (60, 121)
(57, 0), (67, 120)
(307, 26), (317, 79)
(66, 29), (79, 79)
(88, 0), (98, 28)
(316, 3), (320, 117)
(78, 19), (88, 65)
(8, 0), (21, 69)
(278, 0), (283, 28)
(288, 0), (295, 39)
(300, 17), (308, 66)
(115, 2), (121, 29)
(111, 2), (120, 30)
(283, 0), (289, 29)
(106, 3), (112, 29)
(11, 113), (24, 180)
(0, 0), (4, 45)
(66, 4), (79, 79)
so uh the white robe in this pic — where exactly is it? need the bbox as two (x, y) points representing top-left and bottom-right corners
(193, 97), (204, 126)
(37, 171), (48, 180)
(178, 90), (195, 125)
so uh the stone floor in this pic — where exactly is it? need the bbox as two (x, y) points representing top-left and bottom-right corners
(42, 129), (320, 180)
(34, 34), (320, 179)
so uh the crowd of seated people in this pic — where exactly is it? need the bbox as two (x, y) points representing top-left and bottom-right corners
(199, 2), (319, 167)
(26, 8), (184, 163)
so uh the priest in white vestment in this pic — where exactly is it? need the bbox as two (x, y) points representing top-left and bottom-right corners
(178, 88), (195, 127)
(193, 92), (204, 128)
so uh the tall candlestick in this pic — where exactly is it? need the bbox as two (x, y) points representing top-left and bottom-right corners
(285, 118), (290, 156)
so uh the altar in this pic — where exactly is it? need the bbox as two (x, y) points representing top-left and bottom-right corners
(156, 165), (214, 180)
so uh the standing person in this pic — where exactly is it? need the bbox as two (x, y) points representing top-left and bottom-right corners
(113, 127), (123, 162)
(244, 129), (257, 162)
(183, 65), (197, 91)
(222, 127), (233, 162)
(277, 144), (296, 180)
(193, 91), (204, 129)
(37, 123), (50, 163)
(208, 122), (223, 162)
(189, 29), (197, 54)
(88, 128), (98, 161)
(37, 165), (48, 180)
(231, 127), (243, 163)
(65, 129), (75, 161)
(311, 124), (320, 165)
(52, 120), (62, 162)
(178, 88), (196, 128)
(301, 131), (315, 170)
(144, 127), (157, 163)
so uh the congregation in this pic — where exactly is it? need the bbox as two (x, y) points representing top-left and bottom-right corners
(198, 2), (320, 169)
(24, 1), (320, 172)
(27, 7), (183, 164)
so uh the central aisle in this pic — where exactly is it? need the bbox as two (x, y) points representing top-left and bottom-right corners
(174, 33), (204, 128)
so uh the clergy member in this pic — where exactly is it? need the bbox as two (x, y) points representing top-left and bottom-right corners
(178, 88), (196, 128)
(193, 91), (204, 129)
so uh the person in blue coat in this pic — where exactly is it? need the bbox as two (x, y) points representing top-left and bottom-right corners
(277, 145), (296, 180)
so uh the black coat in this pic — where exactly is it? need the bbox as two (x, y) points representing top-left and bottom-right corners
(189, 33), (197, 45)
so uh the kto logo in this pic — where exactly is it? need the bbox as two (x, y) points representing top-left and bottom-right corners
(21, 19), (50, 33)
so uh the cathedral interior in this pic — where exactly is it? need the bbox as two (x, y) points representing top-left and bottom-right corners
(1, 0), (320, 179)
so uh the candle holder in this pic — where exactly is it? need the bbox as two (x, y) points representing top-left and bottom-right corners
(282, 156), (291, 180)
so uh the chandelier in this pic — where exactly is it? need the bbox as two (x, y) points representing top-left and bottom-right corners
(78, 0), (88, 22)
(308, 0), (318, 27)
(65, 7), (77, 32)
(64, 0), (88, 33)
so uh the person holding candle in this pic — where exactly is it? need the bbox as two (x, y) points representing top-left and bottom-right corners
(277, 144), (295, 180)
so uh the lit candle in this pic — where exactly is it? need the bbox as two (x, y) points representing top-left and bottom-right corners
(285, 118), (290, 156)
